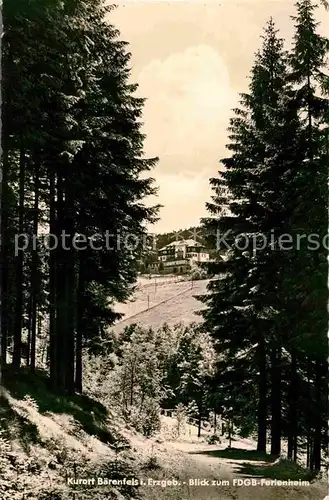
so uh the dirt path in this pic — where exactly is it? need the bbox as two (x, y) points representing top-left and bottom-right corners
(150, 439), (326, 499)
(124, 429), (327, 500)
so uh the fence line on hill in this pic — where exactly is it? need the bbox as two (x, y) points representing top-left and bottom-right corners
(138, 275), (187, 288)
(113, 283), (193, 327)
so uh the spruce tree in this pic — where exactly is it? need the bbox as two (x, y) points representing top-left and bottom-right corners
(284, 0), (329, 470)
(200, 19), (290, 453)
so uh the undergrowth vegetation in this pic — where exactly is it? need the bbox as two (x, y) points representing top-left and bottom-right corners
(0, 375), (140, 500)
(83, 323), (215, 438)
(0, 321), (215, 499)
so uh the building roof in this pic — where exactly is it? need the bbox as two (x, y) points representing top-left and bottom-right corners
(158, 239), (204, 251)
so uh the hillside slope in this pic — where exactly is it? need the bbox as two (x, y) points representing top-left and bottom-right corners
(113, 279), (209, 333)
(0, 371), (134, 500)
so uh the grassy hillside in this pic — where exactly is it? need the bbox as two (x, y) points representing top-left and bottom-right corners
(112, 279), (208, 333)
(0, 367), (138, 500)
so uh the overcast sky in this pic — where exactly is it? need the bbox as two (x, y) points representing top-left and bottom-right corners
(110, 1), (328, 233)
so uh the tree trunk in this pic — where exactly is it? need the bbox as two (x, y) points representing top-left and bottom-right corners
(30, 160), (40, 372)
(306, 434), (310, 469)
(293, 434), (298, 463)
(309, 438), (314, 471)
(49, 170), (57, 390)
(198, 412), (202, 438)
(0, 146), (9, 372)
(65, 262), (75, 395)
(313, 359), (323, 472)
(26, 294), (32, 367)
(75, 253), (84, 393)
(257, 336), (267, 452)
(64, 175), (76, 396)
(55, 173), (67, 394)
(13, 140), (25, 369)
(287, 348), (297, 461)
(270, 345), (281, 456)
(52, 166), (76, 396)
(228, 419), (232, 447)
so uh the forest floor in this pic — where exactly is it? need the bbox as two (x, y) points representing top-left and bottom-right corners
(0, 371), (327, 500)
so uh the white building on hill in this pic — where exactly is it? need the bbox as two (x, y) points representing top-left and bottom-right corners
(158, 239), (209, 274)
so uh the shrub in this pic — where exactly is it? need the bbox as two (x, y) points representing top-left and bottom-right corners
(141, 401), (161, 437)
(127, 401), (161, 437)
(206, 434), (221, 445)
(174, 403), (187, 438)
(143, 455), (161, 471)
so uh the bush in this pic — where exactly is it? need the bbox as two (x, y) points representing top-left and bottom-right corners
(174, 403), (187, 438)
(206, 434), (221, 445)
(128, 401), (161, 437)
(141, 402), (161, 437)
(142, 455), (161, 471)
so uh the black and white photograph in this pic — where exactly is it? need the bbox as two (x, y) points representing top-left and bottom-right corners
(0, 1), (328, 499)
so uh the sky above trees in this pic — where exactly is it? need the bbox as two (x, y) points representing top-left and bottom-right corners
(110, 0), (328, 232)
